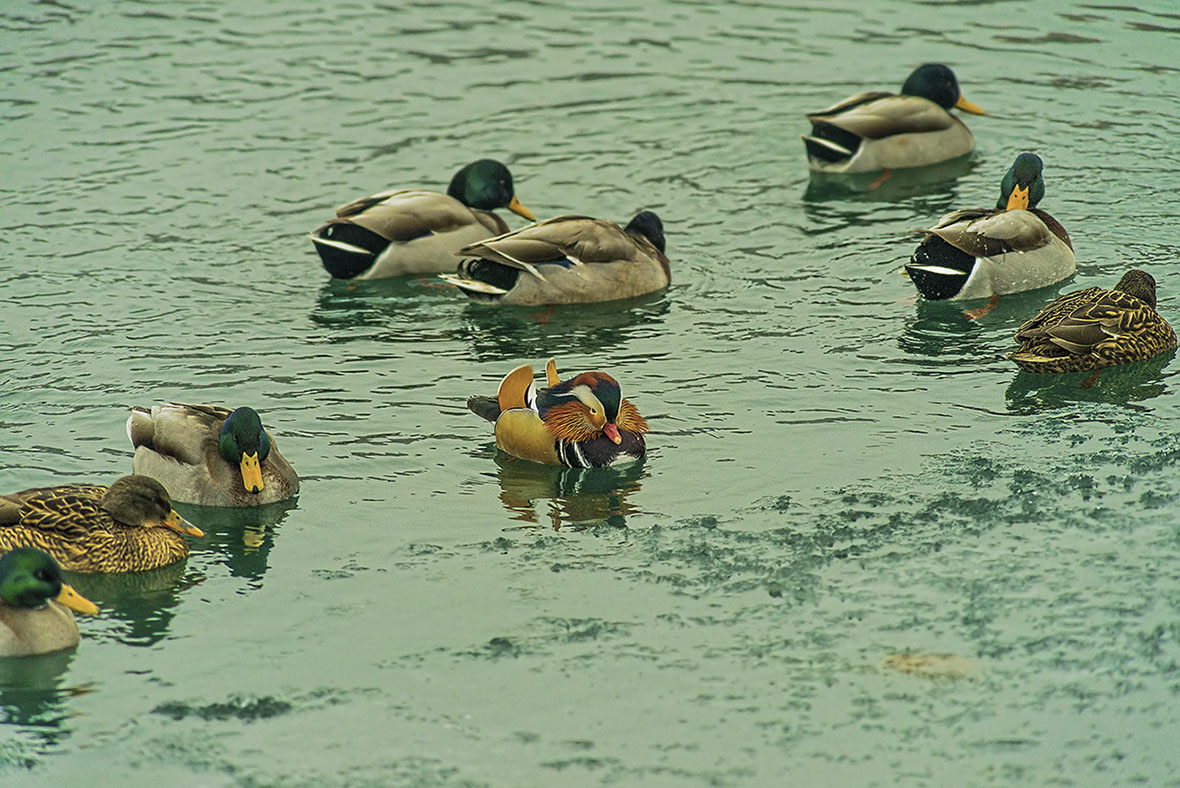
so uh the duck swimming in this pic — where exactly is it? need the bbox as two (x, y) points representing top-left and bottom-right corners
(310, 159), (536, 280)
(468, 358), (648, 467)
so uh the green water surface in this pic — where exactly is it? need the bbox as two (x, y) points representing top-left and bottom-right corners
(3, 0), (1180, 785)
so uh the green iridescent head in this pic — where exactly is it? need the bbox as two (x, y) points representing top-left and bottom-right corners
(0, 547), (98, 614)
(901, 64), (984, 114)
(997, 152), (1046, 211)
(447, 159), (535, 220)
(218, 407), (271, 495)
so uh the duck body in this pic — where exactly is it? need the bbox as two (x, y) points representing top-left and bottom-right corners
(1010, 269), (1176, 373)
(468, 359), (648, 467)
(127, 403), (299, 507)
(906, 152), (1075, 301)
(0, 547), (99, 658)
(803, 64), (984, 174)
(442, 212), (670, 306)
(310, 159), (535, 280)
(0, 476), (203, 574)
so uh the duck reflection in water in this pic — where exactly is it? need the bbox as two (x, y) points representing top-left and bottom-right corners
(456, 291), (669, 363)
(181, 498), (299, 587)
(62, 560), (189, 648)
(492, 454), (647, 531)
(803, 153), (975, 203)
(0, 648), (84, 751)
(310, 276), (458, 339)
(1005, 350), (1175, 412)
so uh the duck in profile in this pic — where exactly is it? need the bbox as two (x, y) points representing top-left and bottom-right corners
(0, 547), (99, 657)
(906, 152), (1075, 306)
(310, 159), (536, 280)
(441, 212), (669, 306)
(803, 63), (985, 174)
(0, 475), (204, 573)
(1010, 269), (1176, 373)
(468, 358), (648, 467)
(127, 403), (299, 507)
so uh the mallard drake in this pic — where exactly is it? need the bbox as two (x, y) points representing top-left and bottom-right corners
(127, 403), (299, 507)
(310, 159), (536, 280)
(468, 358), (648, 467)
(440, 211), (670, 306)
(1010, 269), (1176, 373)
(905, 152), (1075, 302)
(803, 63), (985, 173)
(0, 475), (204, 573)
(1, 547), (98, 657)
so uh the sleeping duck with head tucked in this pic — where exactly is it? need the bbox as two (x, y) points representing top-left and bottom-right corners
(442, 211), (670, 306)
(127, 403), (299, 507)
(0, 475), (203, 573)
(468, 358), (649, 467)
(1010, 269), (1176, 373)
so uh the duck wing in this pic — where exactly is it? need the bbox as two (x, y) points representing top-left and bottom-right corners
(331, 190), (503, 243)
(809, 95), (954, 138)
(919, 209), (1055, 258)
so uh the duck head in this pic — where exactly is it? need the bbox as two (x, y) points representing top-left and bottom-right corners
(1113, 269), (1158, 307)
(0, 547), (99, 614)
(218, 407), (272, 495)
(901, 63), (985, 115)
(997, 152), (1046, 211)
(536, 371), (649, 444)
(624, 211), (667, 254)
(447, 159), (536, 220)
(103, 475), (204, 537)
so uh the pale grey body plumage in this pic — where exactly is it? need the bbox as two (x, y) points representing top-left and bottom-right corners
(805, 94), (975, 174)
(442, 215), (671, 306)
(913, 208), (1076, 300)
(312, 189), (510, 278)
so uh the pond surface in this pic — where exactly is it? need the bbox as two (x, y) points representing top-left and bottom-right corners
(3, 0), (1180, 785)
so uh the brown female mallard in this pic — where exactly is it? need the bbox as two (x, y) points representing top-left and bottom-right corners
(0, 475), (204, 573)
(1010, 269), (1176, 373)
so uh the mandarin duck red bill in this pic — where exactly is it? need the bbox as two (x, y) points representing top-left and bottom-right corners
(468, 358), (649, 467)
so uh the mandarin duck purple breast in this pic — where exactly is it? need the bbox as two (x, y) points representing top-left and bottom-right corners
(468, 358), (649, 467)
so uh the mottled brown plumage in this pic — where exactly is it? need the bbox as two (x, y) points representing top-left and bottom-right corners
(1010, 269), (1176, 373)
(0, 475), (204, 573)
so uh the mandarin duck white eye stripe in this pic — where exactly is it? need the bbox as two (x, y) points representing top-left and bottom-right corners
(467, 358), (648, 468)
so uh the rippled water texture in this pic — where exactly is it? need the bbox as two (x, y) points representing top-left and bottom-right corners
(3, 0), (1180, 784)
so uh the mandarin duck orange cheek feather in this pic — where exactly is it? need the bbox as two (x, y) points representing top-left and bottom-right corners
(468, 359), (649, 468)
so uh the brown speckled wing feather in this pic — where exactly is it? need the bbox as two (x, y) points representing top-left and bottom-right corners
(16, 489), (108, 542)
